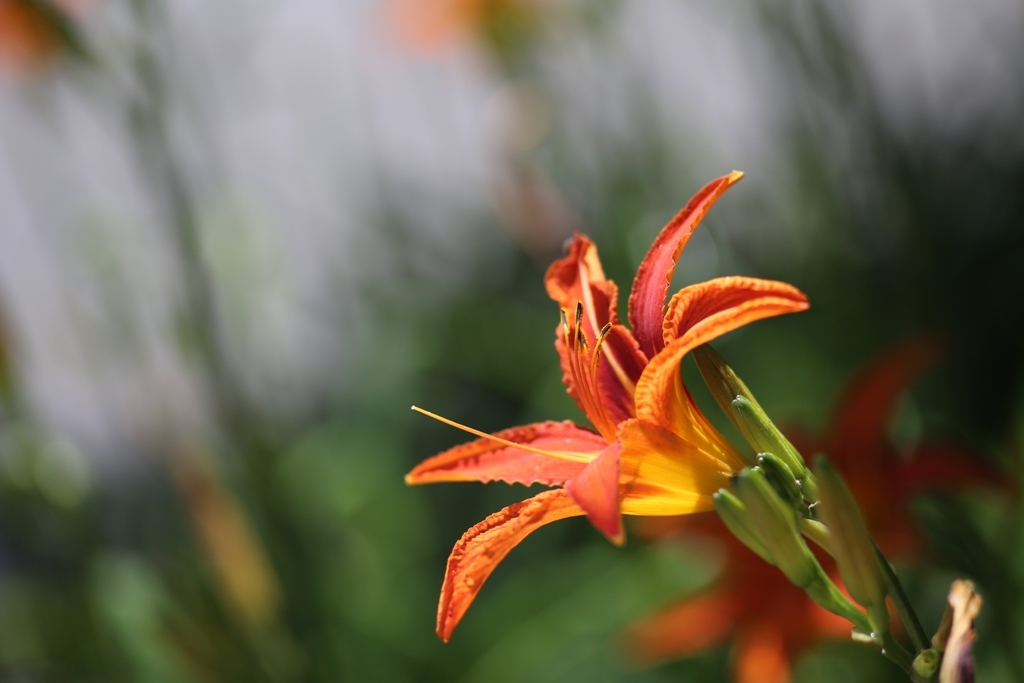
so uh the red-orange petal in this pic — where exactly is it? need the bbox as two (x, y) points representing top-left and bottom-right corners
(436, 489), (585, 641)
(628, 171), (744, 359)
(547, 235), (644, 428)
(625, 590), (740, 664)
(545, 233), (619, 336)
(828, 336), (942, 468)
(894, 444), (1006, 497)
(0, 0), (63, 75)
(733, 626), (792, 683)
(635, 280), (808, 434)
(662, 277), (809, 346)
(596, 324), (648, 424)
(564, 442), (624, 544)
(406, 421), (603, 486)
(618, 418), (738, 514)
(383, 0), (481, 51)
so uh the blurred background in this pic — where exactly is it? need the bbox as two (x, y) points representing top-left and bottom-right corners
(0, 0), (1023, 681)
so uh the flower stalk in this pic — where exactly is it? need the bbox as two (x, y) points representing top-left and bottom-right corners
(694, 344), (817, 498)
(730, 468), (872, 632)
(703, 345), (947, 680)
(876, 543), (931, 653)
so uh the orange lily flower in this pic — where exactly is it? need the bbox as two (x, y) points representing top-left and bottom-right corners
(0, 0), (82, 77)
(385, 0), (539, 52)
(408, 172), (810, 641)
(628, 337), (999, 681)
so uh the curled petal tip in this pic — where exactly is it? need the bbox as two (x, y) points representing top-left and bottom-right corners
(564, 443), (624, 545)
(628, 174), (749, 357)
(578, 511), (627, 545)
(435, 490), (584, 642)
(588, 511), (625, 545)
(660, 277), (811, 352)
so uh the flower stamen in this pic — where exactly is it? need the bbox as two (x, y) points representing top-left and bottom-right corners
(410, 406), (591, 463)
(562, 302), (618, 441)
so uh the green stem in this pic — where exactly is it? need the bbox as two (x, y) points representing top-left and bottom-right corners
(876, 632), (915, 674)
(799, 518), (832, 555)
(810, 572), (916, 676)
(805, 572), (872, 633)
(800, 521), (923, 676)
(874, 544), (930, 653)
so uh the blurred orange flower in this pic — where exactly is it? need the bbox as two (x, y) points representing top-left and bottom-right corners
(629, 521), (850, 683)
(790, 338), (997, 556)
(628, 338), (998, 681)
(0, 0), (84, 78)
(408, 172), (810, 641)
(386, 0), (539, 53)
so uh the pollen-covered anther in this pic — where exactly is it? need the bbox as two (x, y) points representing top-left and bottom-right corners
(561, 302), (617, 440)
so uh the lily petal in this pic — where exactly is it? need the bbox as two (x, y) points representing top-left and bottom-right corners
(548, 236), (645, 428)
(626, 590), (740, 664)
(406, 421), (604, 486)
(662, 276), (809, 346)
(436, 489), (584, 641)
(895, 444), (1005, 496)
(564, 442), (624, 544)
(635, 280), (809, 442)
(596, 324), (648, 424)
(618, 419), (734, 516)
(633, 347), (745, 474)
(545, 233), (619, 335)
(829, 336), (941, 467)
(734, 626), (792, 683)
(628, 171), (744, 359)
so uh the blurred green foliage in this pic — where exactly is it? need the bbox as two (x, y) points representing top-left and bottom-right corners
(1, 0), (1023, 681)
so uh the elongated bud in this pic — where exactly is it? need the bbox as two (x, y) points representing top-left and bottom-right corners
(694, 345), (813, 489)
(693, 345), (762, 469)
(693, 343), (760, 414)
(731, 467), (872, 632)
(758, 452), (804, 509)
(732, 396), (815, 496)
(693, 344), (760, 460)
(813, 457), (887, 612)
(733, 468), (818, 588)
(713, 488), (774, 564)
(799, 518), (833, 555)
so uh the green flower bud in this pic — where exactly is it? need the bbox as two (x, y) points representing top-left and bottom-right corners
(912, 649), (939, 679)
(732, 396), (814, 495)
(693, 343), (760, 414)
(693, 344), (814, 494)
(730, 467), (872, 633)
(758, 452), (805, 510)
(813, 457), (887, 612)
(713, 488), (774, 564)
(733, 468), (817, 588)
(799, 518), (833, 556)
